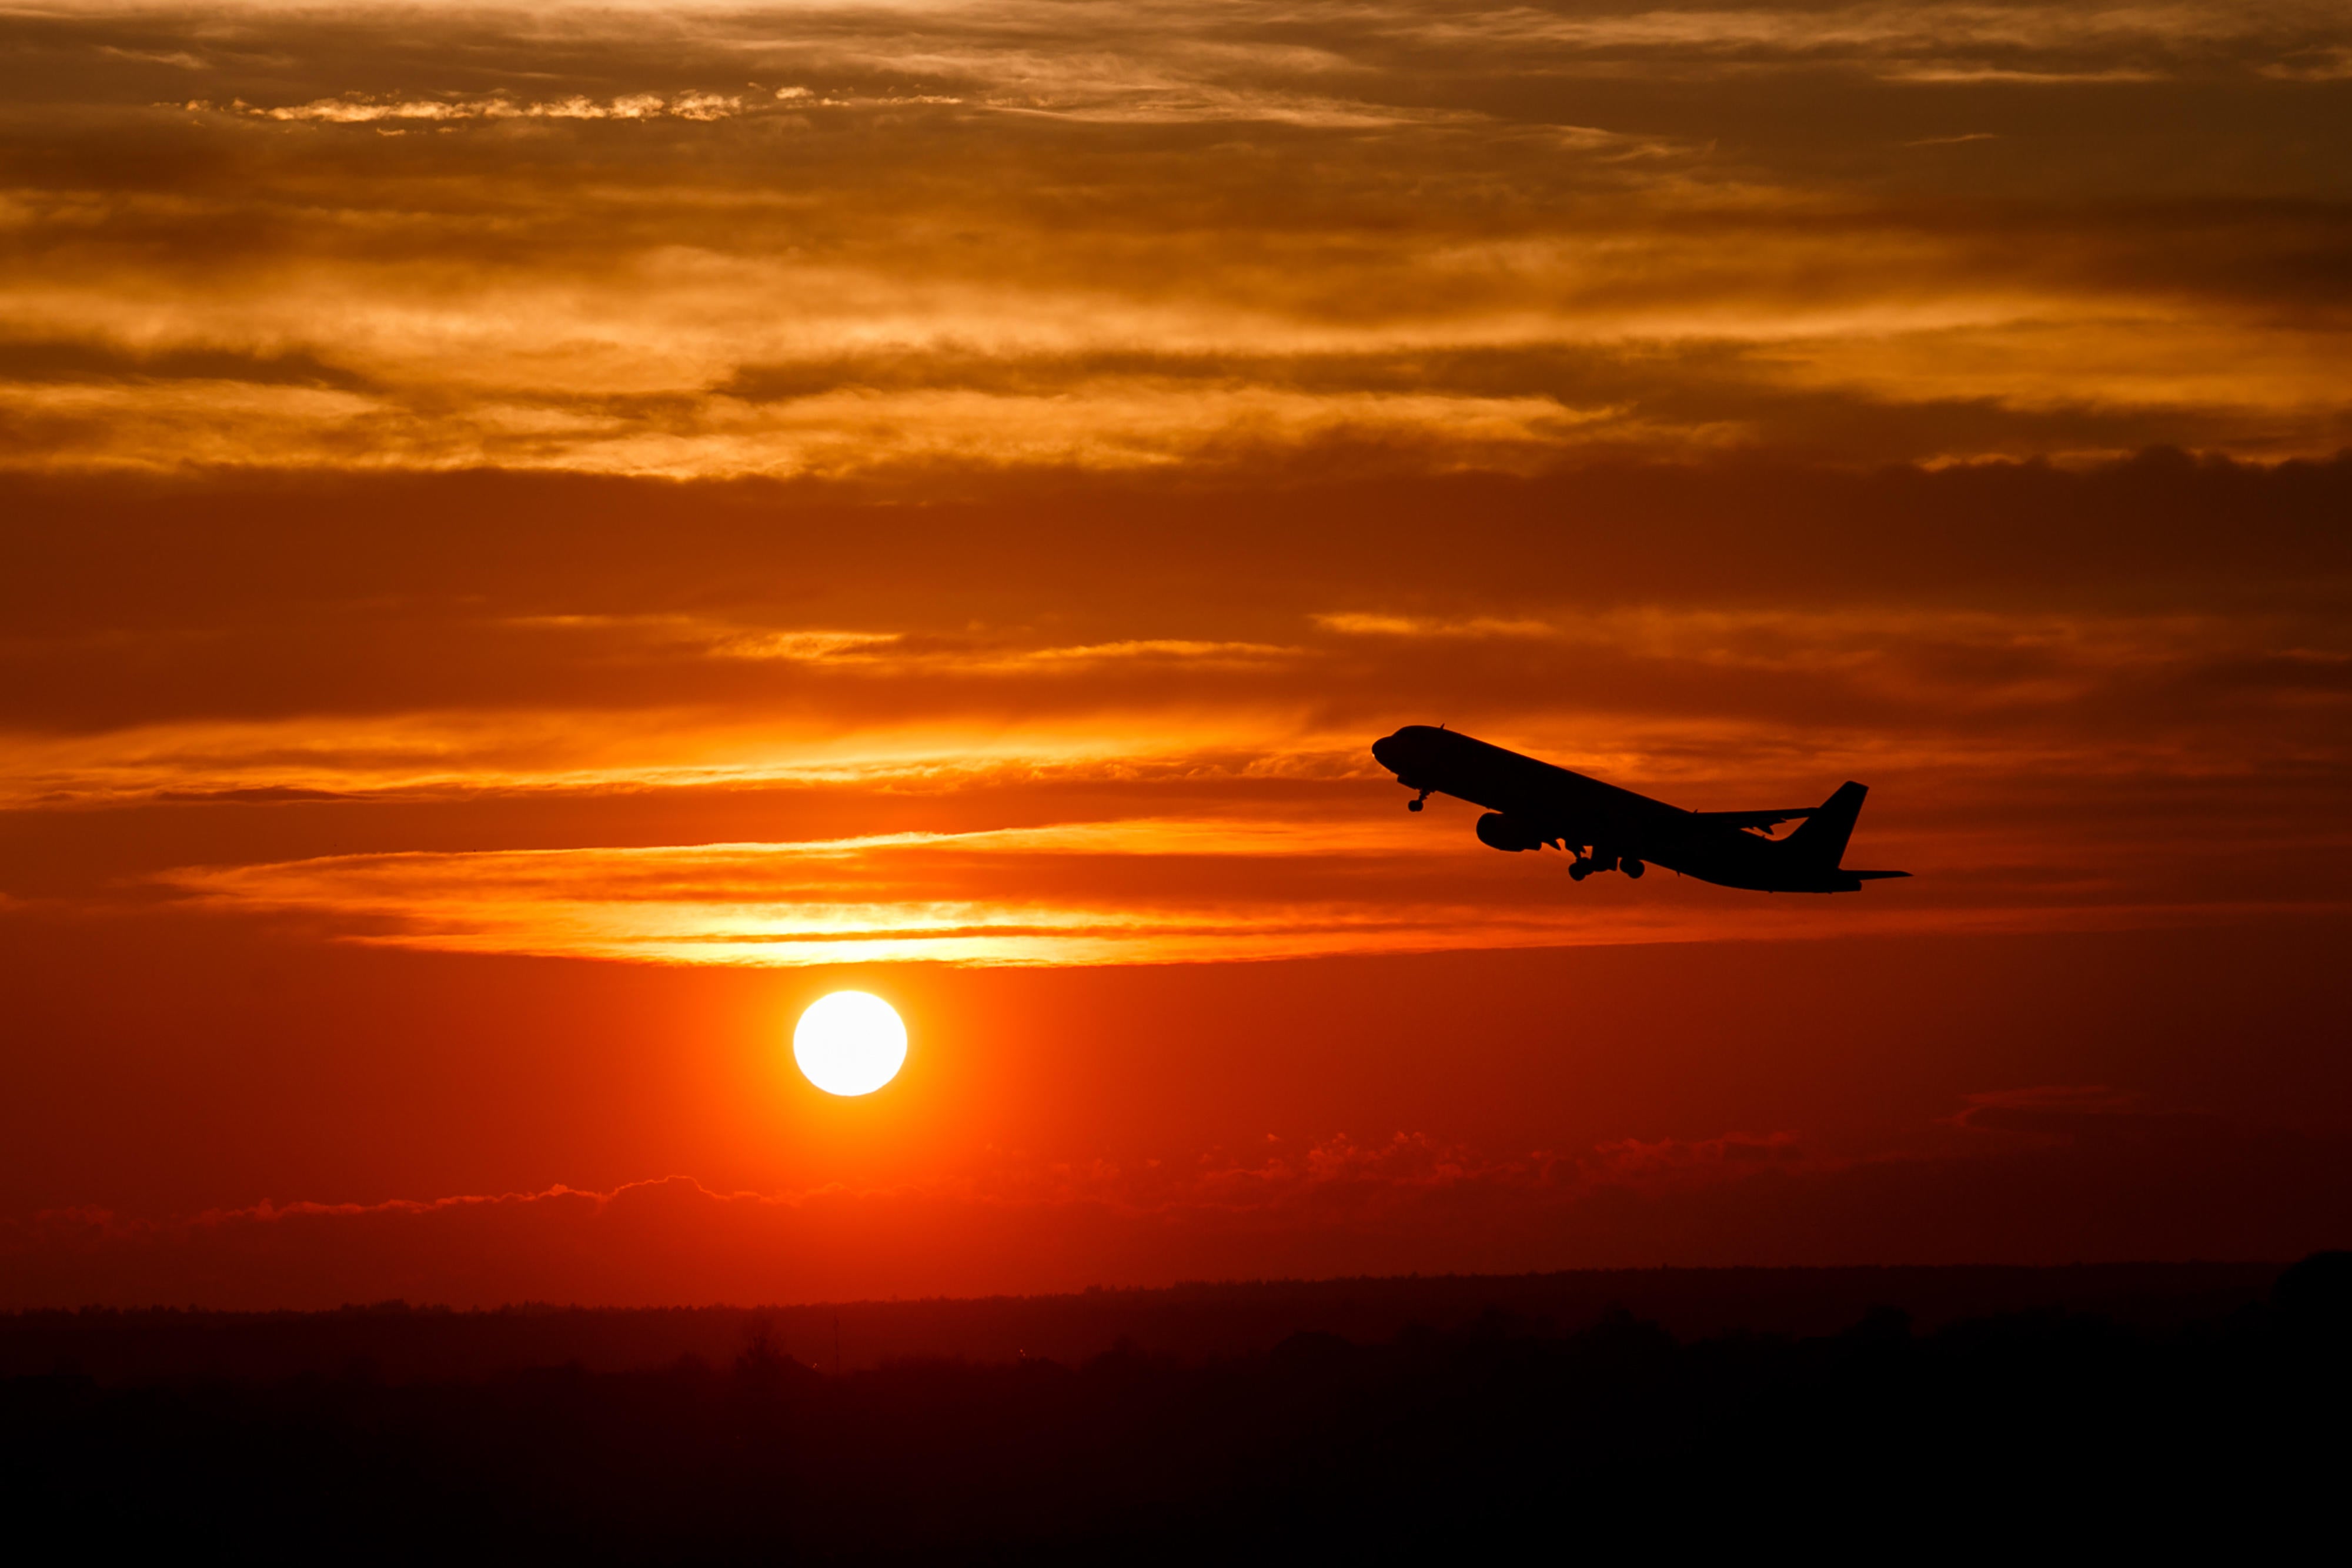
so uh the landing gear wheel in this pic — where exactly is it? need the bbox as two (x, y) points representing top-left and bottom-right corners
(1622, 858), (1645, 879)
(1406, 797), (1424, 813)
(1569, 860), (1590, 881)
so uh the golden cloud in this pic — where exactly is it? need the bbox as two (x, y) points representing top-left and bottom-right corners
(0, 2), (2343, 474)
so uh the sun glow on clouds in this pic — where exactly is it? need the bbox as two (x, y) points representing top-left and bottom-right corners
(9, 524), (2347, 967)
(155, 797), (2343, 968)
(234, 91), (756, 123)
(164, 822), (1506, 968)
(3, 1), (2348, 474)
(2, 8), (2348, 974)
(3, 5), (2351, 1307)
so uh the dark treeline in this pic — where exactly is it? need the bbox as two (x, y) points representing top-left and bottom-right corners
(0, 1259), (2285, 1383)
(5, 1255), (2344, 1560)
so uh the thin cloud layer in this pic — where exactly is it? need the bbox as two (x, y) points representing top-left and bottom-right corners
(5, 457), (2347, 958)
(11, 1092), (2346, 1308)
(135, 825), (2060, 968)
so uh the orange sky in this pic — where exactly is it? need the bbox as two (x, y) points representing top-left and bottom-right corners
(2, 2), (2348, 1306)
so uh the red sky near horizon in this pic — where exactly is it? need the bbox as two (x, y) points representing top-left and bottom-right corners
(2, 1), (2348, 1309)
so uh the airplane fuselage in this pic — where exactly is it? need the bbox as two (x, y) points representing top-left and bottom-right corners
(1370, 725), (1904, 894)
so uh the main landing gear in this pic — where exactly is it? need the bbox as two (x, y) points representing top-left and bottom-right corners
(1570, 853), (1645, 881)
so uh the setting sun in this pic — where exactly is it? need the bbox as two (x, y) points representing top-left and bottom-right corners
(793, 992), (908, 1097)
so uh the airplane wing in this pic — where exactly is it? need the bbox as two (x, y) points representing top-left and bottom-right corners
(1690, 807), (1817, 835)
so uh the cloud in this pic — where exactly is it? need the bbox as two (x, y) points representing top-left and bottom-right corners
(0, 337), (375, 393)
(2, 3), (2346, 1310)
(145, 824), (1955, 967)
(225, 91), (749, 123)
(1876, 67), (2165, 83)
(1314, 613), (1558, 639)
(1, 453), (2345, 949)
(1584, 1129), (1810, 1185)
(1943, 1084), (2156, 1143)
(0, 3), (2346, 475)
(11, 1095), (2347, 1309)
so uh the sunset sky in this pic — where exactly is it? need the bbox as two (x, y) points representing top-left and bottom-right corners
(4, 0), (2348, 1308)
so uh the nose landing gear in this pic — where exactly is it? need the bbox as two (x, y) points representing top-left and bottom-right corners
(1406, 788), (1431, 813)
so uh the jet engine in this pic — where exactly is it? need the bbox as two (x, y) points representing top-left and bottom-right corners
(1475, 813), (1552, 852)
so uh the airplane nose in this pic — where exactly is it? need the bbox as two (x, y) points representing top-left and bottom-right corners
(1371, 734), (1399, 770)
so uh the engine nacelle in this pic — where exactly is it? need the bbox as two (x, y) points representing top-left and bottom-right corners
(1475, 812), (1552, 852)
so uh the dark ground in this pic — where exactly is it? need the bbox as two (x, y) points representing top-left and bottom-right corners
(5, 1257), (2344, 1560)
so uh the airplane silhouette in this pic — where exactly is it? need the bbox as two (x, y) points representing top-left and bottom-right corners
(1371, 725), (1909, 893)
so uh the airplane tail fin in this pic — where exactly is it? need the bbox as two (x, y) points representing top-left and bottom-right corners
(1784, 781), (1867, 868)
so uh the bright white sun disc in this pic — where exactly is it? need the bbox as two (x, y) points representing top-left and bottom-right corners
(793, 991), (907, 1096)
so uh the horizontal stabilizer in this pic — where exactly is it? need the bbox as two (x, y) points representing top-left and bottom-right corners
(1692, 807), (1817, 833)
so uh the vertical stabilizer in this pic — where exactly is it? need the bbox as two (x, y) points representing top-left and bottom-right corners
(1785, 781), (1867, 868)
